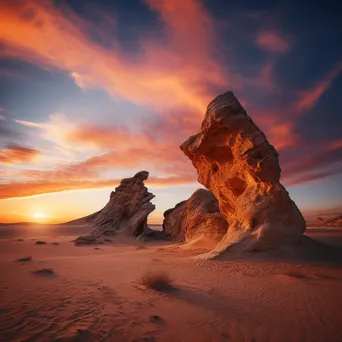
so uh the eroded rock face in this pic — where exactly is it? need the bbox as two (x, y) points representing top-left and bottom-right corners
(181, 91), (306, 255)
(163, 189), (227, 247)
(75, 171), (155, 244)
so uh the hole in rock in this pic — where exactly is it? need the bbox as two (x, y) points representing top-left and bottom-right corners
(228, 176), (247, 197)
(206, 145), (234, 164)
(211, 163), (219, 172)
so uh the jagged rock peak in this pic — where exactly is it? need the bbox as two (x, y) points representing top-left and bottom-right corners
(74, 171), (155, 245)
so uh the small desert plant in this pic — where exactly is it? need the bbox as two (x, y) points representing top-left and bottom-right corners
(32, 268), (55, 276)
(16, 256), (32, 262)
(51, 242), (59, 245)
(140, 269), (174, 291)
(35, 240), (47, 245)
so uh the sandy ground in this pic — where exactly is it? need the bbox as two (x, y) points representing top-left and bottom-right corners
(0, 225), (342, 342)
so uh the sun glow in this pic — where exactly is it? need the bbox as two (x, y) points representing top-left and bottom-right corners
(32, 211), (46, 221)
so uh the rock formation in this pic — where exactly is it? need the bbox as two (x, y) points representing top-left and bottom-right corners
(163, 189), (227, 247)
(75, 171), (155, 244)
(180, 91), (306, 255)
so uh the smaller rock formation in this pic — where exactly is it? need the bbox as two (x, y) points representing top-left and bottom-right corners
(163, 189), (227, 248)
(75, 171), (155, 245)
(326, 215), (342, 227)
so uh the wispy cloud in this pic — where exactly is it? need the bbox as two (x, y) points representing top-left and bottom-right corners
(295, 61), (342, 112)
(255, 29), (292, 53)
(0, 0), (226, 113)
(0, 175), (196, 200)
(282, 138), (342, 185)
(14, 119), (42, 128)
(0, 144), (41, 165)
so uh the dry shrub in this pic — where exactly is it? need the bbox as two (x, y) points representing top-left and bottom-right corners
(140, 269), (174, 291)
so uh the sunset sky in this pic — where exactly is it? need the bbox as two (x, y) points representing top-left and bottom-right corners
(0, 0), (342, 224)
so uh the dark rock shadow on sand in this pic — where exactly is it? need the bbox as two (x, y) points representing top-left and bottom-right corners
(35, 240), (47, 245)
(52, 329), (102, 342)
(214, 236), (342, 266)
(16, 256), (32, 262)
(32, 268), (56, 276)
(163, 285), (243, 318)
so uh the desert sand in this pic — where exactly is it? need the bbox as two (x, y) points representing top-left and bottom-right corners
(0, 224), (341, 342)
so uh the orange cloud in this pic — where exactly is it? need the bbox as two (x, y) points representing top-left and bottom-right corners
(253, 111), (299, 150)
(0, 0), (226, 113)
(11, 119), (196, 195)
(295, 62), (342, 112)
(66, 124), (157, 150)
(0, 144), (41, 164)
(255, 29), (292, 53)
(0, 175), (196, 200)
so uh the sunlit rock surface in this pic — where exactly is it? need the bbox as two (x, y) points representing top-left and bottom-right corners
(75, 171), (155, 245)
(181, 91), (306, 256)
(163, 189), (227, 247)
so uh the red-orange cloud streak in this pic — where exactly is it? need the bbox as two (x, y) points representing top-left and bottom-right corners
(0, 175), (196, 200)
(0, 144), (41, 165)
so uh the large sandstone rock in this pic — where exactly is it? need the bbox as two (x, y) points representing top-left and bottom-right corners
(75, 171), (155, 244)
(180, 91), (306, 255)
(163, 189), (227, 247)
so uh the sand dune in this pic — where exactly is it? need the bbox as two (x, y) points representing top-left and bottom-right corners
(0, 225), (341, 342)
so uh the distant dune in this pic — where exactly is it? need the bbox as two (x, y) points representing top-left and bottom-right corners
(0, 222), (40, 227)
(61, 211), (100, 225)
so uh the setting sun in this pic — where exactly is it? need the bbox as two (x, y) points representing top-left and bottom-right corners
(32, 211), (46, 220)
